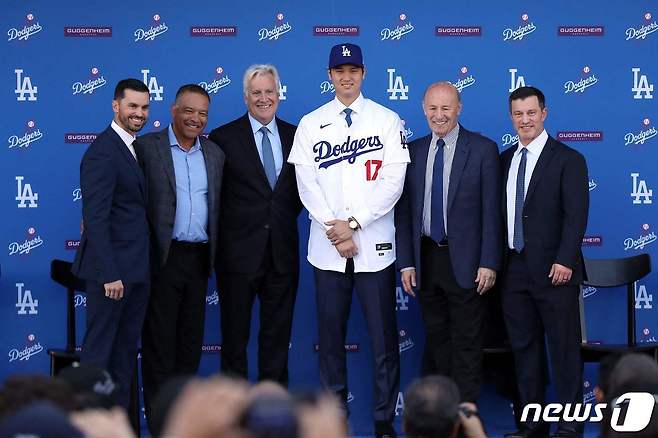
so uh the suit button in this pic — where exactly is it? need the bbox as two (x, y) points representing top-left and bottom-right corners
(264, 224), (270, 229)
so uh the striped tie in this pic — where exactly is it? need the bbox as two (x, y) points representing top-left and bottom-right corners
(513, 147), (528, 252)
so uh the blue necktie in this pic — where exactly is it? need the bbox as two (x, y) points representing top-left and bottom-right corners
(430, 139), (446, 244)
(344, 108), (353, 127)
(259, 126), (276, 188)
(513, 147), (528, 252)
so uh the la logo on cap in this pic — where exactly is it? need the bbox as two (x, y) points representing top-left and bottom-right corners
(342, 45), (351, 56)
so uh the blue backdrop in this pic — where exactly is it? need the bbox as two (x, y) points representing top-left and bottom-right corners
(2, 0), (657, 435)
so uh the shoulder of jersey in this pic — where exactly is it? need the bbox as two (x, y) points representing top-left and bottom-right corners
(365, 98), (401, 121)
(299, 100), (335, 125)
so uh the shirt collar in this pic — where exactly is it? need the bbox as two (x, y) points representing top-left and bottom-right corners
(431, 123), (460, 149)
(168, 124), (201, 152)
(111, 120), (135, 148)
(516, 129), (548, 156)
(247, 112), (279, 137)
(332, 93), (365, 116)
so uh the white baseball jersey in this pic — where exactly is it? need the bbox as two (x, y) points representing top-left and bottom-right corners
(288, 94), (410, 273)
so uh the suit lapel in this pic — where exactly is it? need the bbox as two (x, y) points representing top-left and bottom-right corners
(200, 137), (217, 209)
(447, 127), (470, 213)
(414, 135), (431, 226)
(524, 137), (557, 205)
(273, 117), (293, 191)
(501, 146), (515, 227)
(155, 130), (176, 194)
(238, 115), (271, 190)
(109, 127), (147, 201)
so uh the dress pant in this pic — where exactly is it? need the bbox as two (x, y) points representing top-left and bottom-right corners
(81, 280), (149, 409)
(314, 259), (400, 423)
(418, 236), (486, 402)
(218, 239), (298, 384)
(141, 240), (209, 425)
(501, 250), (583, 434)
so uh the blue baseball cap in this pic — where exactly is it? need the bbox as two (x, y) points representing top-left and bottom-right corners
(328, 43), (364, 69)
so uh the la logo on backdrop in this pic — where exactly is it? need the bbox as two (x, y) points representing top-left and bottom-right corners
(16, 283), (38, 316)
(7, 12), (42, 42)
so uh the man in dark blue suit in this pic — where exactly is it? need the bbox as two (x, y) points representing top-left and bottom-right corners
(72, 79), (151, 408)
(396, 82), (502, 402)
(501, 87), (588, 438)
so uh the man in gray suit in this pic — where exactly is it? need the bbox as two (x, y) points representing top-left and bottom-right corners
(133, 84), (224, 430)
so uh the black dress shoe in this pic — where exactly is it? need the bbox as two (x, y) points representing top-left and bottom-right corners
(374, 420), (396, 438)
(504, 429), (548, 438)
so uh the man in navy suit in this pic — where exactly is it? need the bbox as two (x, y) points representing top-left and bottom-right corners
(208, 64), (301, 384)
(134, 84), (225, 427)
(500, 86), (588, 438)
(396, 82), (502, 402)
(72, 78), (151, 408)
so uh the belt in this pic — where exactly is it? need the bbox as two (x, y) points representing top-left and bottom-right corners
(171, 240), (208, 251)
(421, 235), (449, 247)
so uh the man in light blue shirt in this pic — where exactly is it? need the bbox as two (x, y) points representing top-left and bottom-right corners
(134, 84), (225, 432)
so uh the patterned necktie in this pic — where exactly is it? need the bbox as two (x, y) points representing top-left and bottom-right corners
(344, 108), (353, 127)
(430, 139), (446, 244)
(513, 147), (528, 252)
(259, 126), (276, 188)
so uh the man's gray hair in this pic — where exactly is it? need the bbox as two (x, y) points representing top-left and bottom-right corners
(243, 64), (280, 96)
(422, 81), (461, 103)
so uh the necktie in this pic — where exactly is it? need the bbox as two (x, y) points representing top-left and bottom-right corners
(344, 108), (353, 127)
(513, 147), (528, 252)
(259, 126), (277, 188)
(430, 139), (446, 244)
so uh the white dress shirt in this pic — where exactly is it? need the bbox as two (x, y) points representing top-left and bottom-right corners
(506, 129), (548, 249)
(111, 120), (137, 160)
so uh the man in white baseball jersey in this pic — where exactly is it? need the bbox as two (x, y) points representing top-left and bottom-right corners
(288, 43), (410, 438)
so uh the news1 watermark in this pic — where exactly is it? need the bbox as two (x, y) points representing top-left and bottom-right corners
(521, 392), (656, 432)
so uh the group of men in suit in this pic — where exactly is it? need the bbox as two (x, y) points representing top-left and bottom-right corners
(73, 41), (588, 438)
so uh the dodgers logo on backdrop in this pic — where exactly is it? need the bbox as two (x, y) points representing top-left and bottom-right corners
(395, 287), (408, 311)
(564, 66), (598, 94)
(72, 67), (107, 96)
(387, 68), (409, 100)
(206, 290), (219, 306)
(381, 13), (414, 41)
(320, 80), (335, 94)
(641, 328), (657, 343)
(74, 293), (86, 307)
(279, 82), (287, 101)
(134, 14), (168, 42)
(624, 224), (657, 251)
(398, 329), (414, 353)
(314, 136), (384, 169)
(583, 381), (596, 404)
(503, 13), (537, 41)
(8, 227), (43, 256)
(453, 66), (476, 93)
(8, 120), (43, 150)
(632, 68), (654, 99)
(14, 69), (37, 101)
(626, 12), (657, 41)
(16, 283), (38, 315)
(631, 173), (653, 204)
(347, 392), (355, 403)
(8, 334), (44, 363)
(73, 188), (82, 202)
(16, 176), (38, 208)
(141, 69), (163, 101)
(502, 132), (519, 147)
(582, 286), (597, 298)
(199, 67), (231, 94)
(625, 118), (657, 146)
(635, 284), (653, 309)
(589, 179), (597, 191)
(258, 12), (292, 41)
(509, 68), (526, 92)
(7, 12), (42, 42)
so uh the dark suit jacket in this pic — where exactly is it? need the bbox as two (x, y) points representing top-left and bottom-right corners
(500, 135), (589, 286)
(134, 127), (225, 274)
(208, 114), (301, 274)
(73, 125), (150, 284)
(396, 125), (502, 290)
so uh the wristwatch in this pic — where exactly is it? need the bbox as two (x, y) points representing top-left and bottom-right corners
(348, 216), (360, 231)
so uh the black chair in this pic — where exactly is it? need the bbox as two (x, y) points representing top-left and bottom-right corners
(49, 259), (142, 436)
(580, 254), (658, 362)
